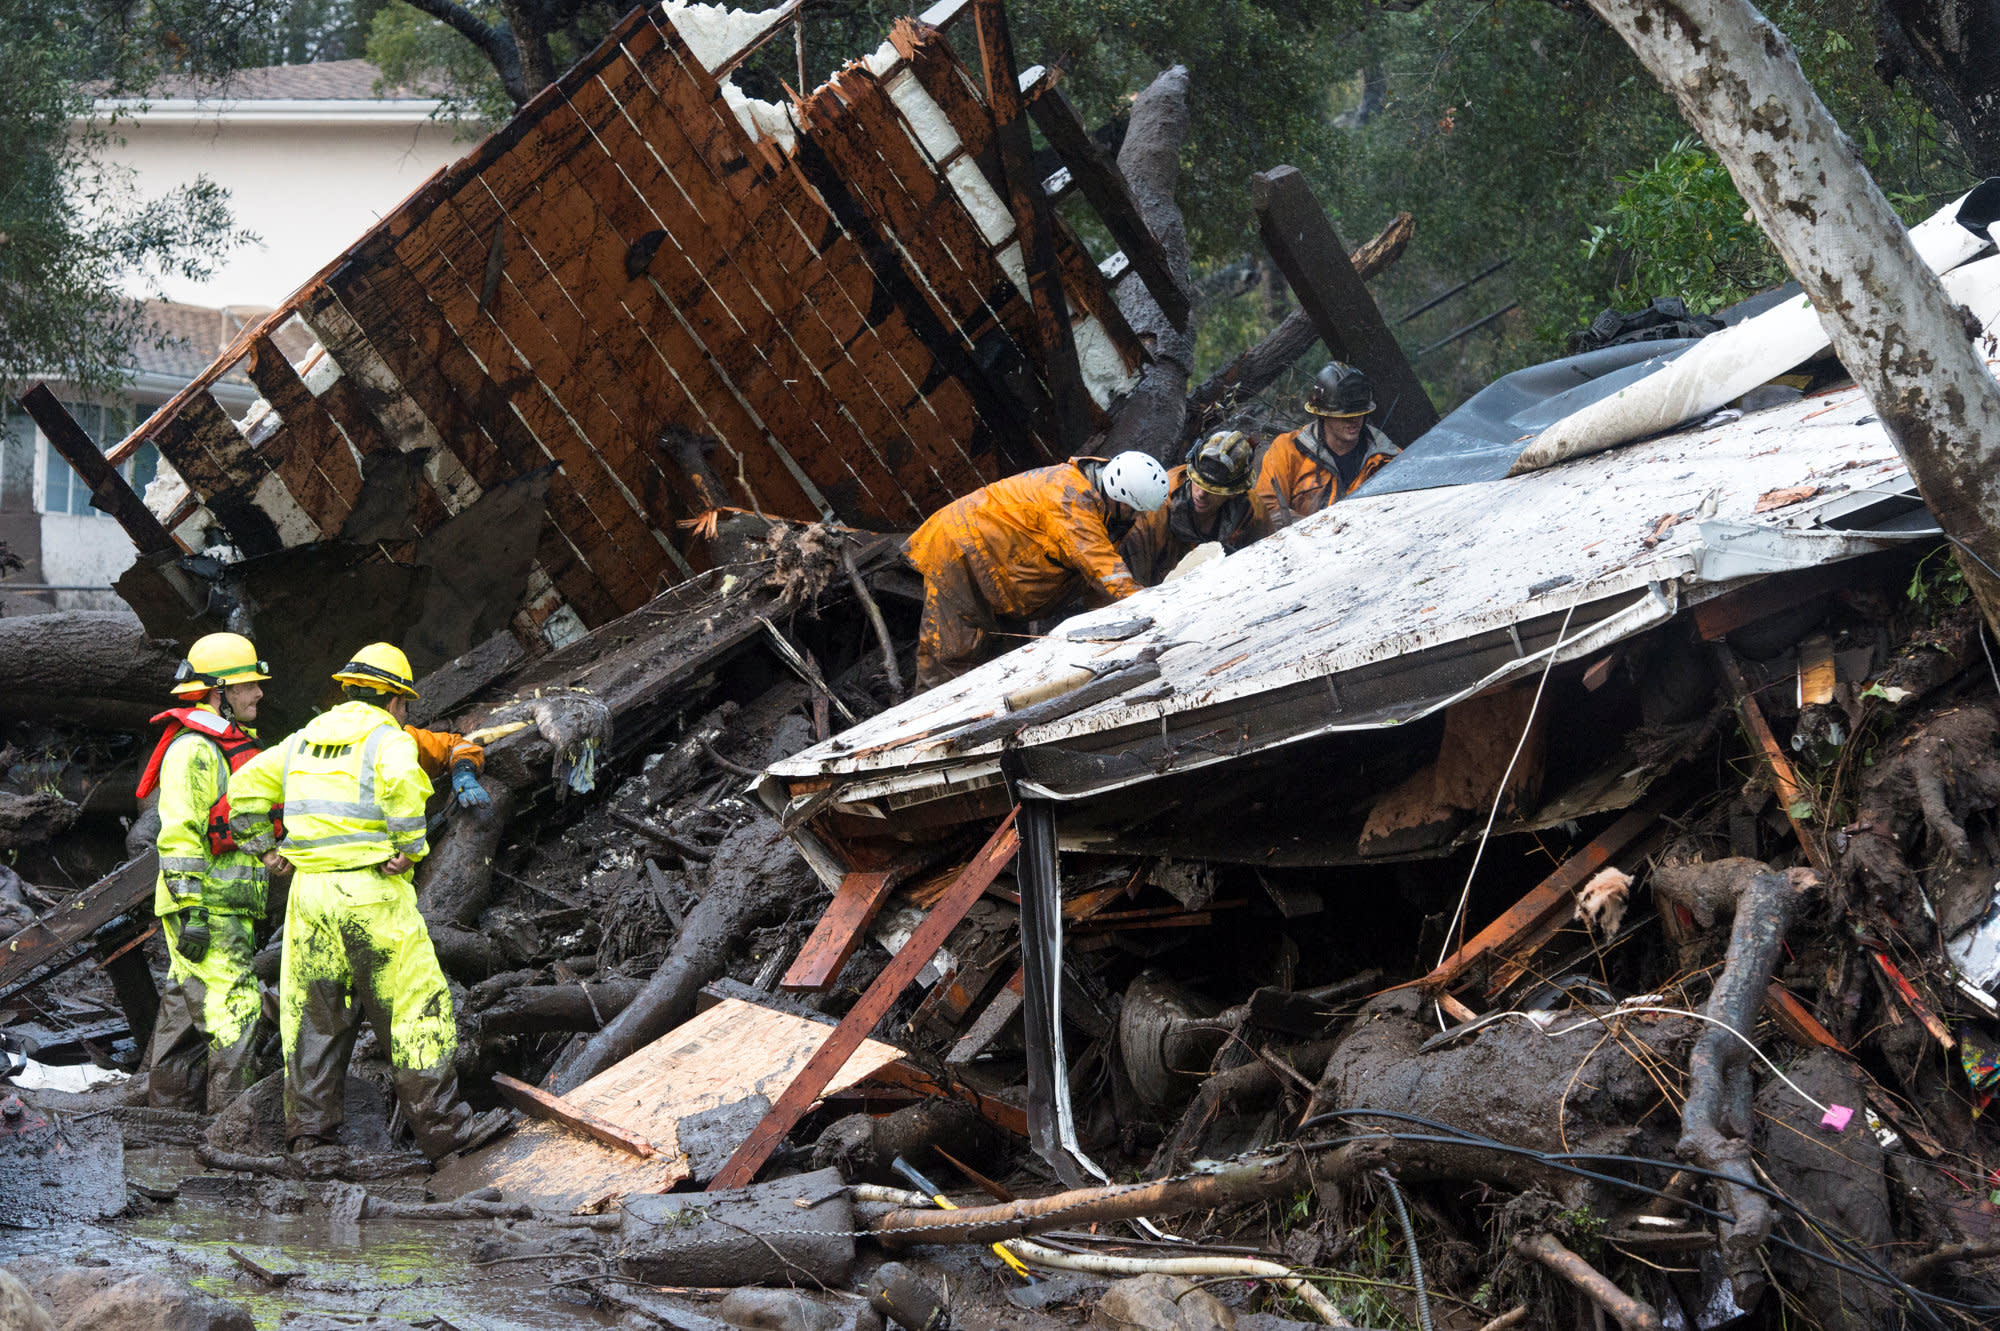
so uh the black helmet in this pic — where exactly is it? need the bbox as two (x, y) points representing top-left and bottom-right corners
(1304, 362), (1375, 418)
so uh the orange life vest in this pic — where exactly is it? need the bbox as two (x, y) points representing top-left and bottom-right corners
(135, 707), (282, 856)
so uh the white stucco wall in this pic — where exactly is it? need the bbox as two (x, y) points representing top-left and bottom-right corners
(92, 107), (465, 308)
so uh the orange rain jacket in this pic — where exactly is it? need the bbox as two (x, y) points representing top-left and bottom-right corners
(1118, 466), (1270, 588)
(1254, 422), (1400, 525)
(906, 461), (1142, 619)
(405, 727), (483, 778)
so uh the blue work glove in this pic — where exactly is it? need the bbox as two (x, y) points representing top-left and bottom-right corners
(451, 762), (491, 809)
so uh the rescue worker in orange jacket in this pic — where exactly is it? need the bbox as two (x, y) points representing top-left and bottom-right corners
(1254, 363), (1400, 527)
(905, 452), (1170, 690)
(1119, 431), (1269, 587)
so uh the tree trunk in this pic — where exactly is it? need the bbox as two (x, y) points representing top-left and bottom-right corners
(1875, 0), (2000, 175)
(1585, 0), (2000, 633)
(1183, 213), (1413, 445)
(0, 611), (180, 729)
(498, 0), (558, 96)
(1100, 66), (1194, 463)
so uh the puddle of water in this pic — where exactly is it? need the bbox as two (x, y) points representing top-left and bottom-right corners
(3, 1146), (630, 1330)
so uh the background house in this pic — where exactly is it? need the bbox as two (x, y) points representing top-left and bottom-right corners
(1, 60), (461, 612)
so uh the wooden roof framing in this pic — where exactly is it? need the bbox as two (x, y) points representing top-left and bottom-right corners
(104, 0), (1146, 642)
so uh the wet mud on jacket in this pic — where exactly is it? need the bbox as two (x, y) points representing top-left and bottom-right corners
(140, 705), (269, 920)
(1254, 422), (1400, 523)
(227, 700), (433, 871)
(1119, 464), (1271, 588)
(904, 460), (1143, 620)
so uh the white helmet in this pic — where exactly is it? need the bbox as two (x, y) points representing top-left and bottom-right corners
(1097, 451), (1170, 512)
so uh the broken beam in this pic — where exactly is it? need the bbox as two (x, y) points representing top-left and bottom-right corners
(709, 810), (1023, 1190)
(781, 866), (905, 993)
(1024, 78), (1191, 330)
(1418, 802), (1662, 997)
(491, 1072), (657, 1158)
(18, 384), (178, 556)
(974, 0), (1093, 449)
(1251, 166), (1438, 447)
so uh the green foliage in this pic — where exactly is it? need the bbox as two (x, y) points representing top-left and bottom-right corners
(1906, 545), (1972, 620)
(367, 0), (515, 124)
(1584, 138), (1782, 314)
(0, 0), (257, 397)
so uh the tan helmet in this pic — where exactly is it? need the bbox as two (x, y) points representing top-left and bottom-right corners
(172, 633), (270, 697)
(1188, 430), (1255, 496)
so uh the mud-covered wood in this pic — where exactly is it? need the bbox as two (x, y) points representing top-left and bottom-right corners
(1026, 80), (1191, 331)
(1253, 165), (1438, 447)
(18, 385), (177, 557)
(709, 812), (1022, 1190)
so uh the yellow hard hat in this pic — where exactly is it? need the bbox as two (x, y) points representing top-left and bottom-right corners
(1188, 430), (1255, 496)
(173, 632), (270, 697)
(332, 642), (419, 698)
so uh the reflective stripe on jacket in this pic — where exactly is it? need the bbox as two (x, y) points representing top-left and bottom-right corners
(151, 713), (268, 919)
(904, 461), (1140, 621)
(1254, 424), (1399, 523)
(228, 701), (434, 872)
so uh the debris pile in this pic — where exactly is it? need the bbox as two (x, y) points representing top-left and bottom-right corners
(6, 2), (2000, 1329)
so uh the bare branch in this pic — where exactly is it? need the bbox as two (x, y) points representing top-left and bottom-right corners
(402, 0), (528, 105)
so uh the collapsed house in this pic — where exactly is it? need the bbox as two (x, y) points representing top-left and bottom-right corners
(8, 2), (2000, 1328)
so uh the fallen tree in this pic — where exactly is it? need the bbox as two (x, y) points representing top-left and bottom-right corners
(1584, 0), (2000, 632)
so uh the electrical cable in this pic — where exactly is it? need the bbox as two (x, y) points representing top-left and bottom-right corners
(1432, 594), (1583, 1024)
(1473, 1002), (1833, 1116)
(1300, 1110), (1990, 1325)
(1301, 1129), (1967, 1327)
(1375, 1167), (1435, 1331)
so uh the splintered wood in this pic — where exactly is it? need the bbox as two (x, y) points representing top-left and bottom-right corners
(432, 997), (903, 1213)
(100, 3), (1141, 640)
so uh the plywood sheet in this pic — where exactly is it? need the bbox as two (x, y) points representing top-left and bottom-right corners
(432, 997), (903, 1213)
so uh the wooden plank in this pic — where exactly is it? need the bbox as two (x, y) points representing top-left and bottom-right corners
(1418, 802), (1664, 996)
(793, 86), (1053, 464)
(244, 337), (363, 529)
(328, 269), (622, 624)
(973, 0), (1091, 449)
(0, 854), (159, 1002)
(433, 998), (904, 1213)
(1252, 165), (1439, 447)
(491, 1072), (657, 1158)
(1764, 981), (1846, 1052)
(606, 48), (920, 517)
(554, 99), (817, 521)
(710, 809), (1022, 1190)
(17, 385), (177, 556)
(947, 967), (1024, 1064)
(1026, 80), (1190, 331)
(782, 868), (902, 993)
(347, 253), (651, 613)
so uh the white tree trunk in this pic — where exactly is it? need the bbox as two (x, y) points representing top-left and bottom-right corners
(1586, 0), (2000, 627)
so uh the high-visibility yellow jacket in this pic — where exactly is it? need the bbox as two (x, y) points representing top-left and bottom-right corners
(151, 704), (268, 919)
(228, 701), (433, 872)
(904, 461), (1140, 620)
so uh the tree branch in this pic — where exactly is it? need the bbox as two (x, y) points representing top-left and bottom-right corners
(403, 0), (528, 105)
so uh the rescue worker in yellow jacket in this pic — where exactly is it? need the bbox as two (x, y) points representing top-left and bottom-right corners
(904, 451), (1169, 690)
(1254, 363), (1400, 527)
(1119, 431), (1269, 587)
(137, 633), (278, 1112)
(227, 643), (506, 1159)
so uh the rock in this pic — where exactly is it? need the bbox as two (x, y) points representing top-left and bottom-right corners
(1093, 1274), (1235, 1331)
(58, 1273), (253, 1331)
(714, 1288), (842, 1331)
(5, 1263), (140, 1325)
(0, 1269), (56, 1331)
